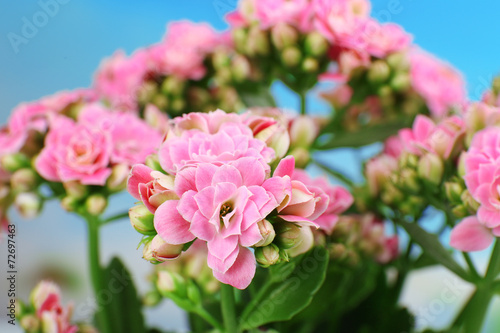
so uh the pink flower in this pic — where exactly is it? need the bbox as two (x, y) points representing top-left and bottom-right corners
(353, 20), (411, 58)
(154, 157), (291, 289)
(127, 164), (177, 213)
(291, 169), (353, 234)
(35, 117), (112, 186)
(78, 104), (162, 166)
(94, 50), (149, 110)
(464, 127), (500, 228)
(253, 0), (314, 32)
(40, 88), (98, 112)
(365, 155), (398, 196)
(398, 115), (465, 159)
(450, 216), (498, 252)
(409, 50), (466, 118)
(30, 281), (78, 333)
(312, 0), (371, 47)
(383, 135), (404, 158)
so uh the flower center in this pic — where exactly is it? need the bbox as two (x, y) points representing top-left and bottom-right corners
(220, 203), (233, 218)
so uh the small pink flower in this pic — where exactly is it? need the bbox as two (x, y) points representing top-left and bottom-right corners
(292, 169), (353, 234)
(253, 0), (314, 32)
(450, 216), (498, 252)
(353, 20), (411, 58)
(365, 155), (398, 196)
(35, 117), (112, 186)
(409, 49), (466, 118)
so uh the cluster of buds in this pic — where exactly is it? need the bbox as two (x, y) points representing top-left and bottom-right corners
(328, 214), (398, 265)
(15, 280), (93, 333)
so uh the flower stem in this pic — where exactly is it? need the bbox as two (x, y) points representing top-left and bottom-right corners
(299, 92), (306, 115)
(87, 215), (113, 333)
(220, 283), (238, 333)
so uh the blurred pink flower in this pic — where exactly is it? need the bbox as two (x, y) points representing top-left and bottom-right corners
(450, 216), (497, 252)
(409, 50), (466, 118)
(354, 20), (411, 58)
(253, 0), (314, 31)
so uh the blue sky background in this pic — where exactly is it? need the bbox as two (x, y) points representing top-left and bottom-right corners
(1, 1), (500, 332)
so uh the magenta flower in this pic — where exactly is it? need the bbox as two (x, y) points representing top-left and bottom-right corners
(35, 117), (112, 186)
(409, 49), (466, 118)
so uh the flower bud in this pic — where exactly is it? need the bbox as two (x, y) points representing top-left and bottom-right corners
(145, 154), (163, 171)
(188, 87), (211, 109)
(451, 204), (468, 218)
(254, 219), (276, 247)
(457, 152), (467, 178)
(171, 97), (186, 113)
(212, 49), (231, 70)
(77, 324), (99, 333)
(386, 52), (409, 71)
(290, 147), (310, 169)
(417, 153), (444, 186)
(187, 281), (202, 304)
(275, 222), (301, 249)
(20, 315), (40, 333)
(152, 94), (169, 110)
(11, 168), (38, 192)
(161, 76), (185, 96)
(286, 226), (314, 257)
(329, 243), (348, 260)
(15, 192), (41, 218)
(255, 244), (280, 267)
(144, 235), (183, 263)
(302, 57), (319, 73)
(304, 32), (329, 57)
(231, 55), (251, 83)
(281, 47), (301, 67)
(289, 116), (318, 149)
(390, 73), (410, 92)
(493, 76), (500, 96)
(271, 23), (298, 50)
(461, 190), (480, 214)
(143, 290), (162, 307)
(445, 181), (464, 203)
(85, 194), (107, 216)
(368, 60), (390, 84)
(1, 153), (30, 173)
(398, 169), (420, 193)
(233, 28), (248, 53)
(398, 153), (419, 169)
(157, 271), (185, 295)
(137, 81), (158, 105)
(63, 181), (88, 199)
(129, 204), (156, 235)
(247, 26), (270, 56)
(61, 196), (79, 212)
(106, 164), (129, 192)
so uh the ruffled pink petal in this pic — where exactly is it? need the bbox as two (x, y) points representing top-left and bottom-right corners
(177, 190), (199, 222)
(262, 175), (292, 206)
(231, 157), (266, 186)
(207, 234), (239, 261)
(450, 216), (493, 252)
(175, 167), (197, 195)
(477, 205), (500, 229)
(274, 156), (295, 178)
(190, 210), (216, 240)
(154, 200), (195, 245)
(212, 164), (243, 187)
(213, 246), (256, 289)
(127, 164), (154, 200)
(35, 150), (60, 182)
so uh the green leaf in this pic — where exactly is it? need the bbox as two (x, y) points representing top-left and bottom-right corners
(99, 257), (146, 333)
(239, 247), (329, 330)
(398, 220), (471, 282)
(314, 118), (409, 150)
(239, 86), (277, 108)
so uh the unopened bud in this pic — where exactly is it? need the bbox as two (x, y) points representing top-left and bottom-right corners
(304, 32), (329, 57)
(233, 28), (248, 53)
(386, 52), (409, 71)
(152, 94), (169, 110)
(143, 290), (162, 307)
(85, 194), (107, 216)
(187, 281), (202, 304)
(461, 190), (480, 213)
(60, 196), (79, 212)
(445, 181), (464, 203)
(255, 244), (280, 267)
(399, 169), (420, 193)
(15, 192), (41, 218)
(271, 23), (298, 50)
(1, 153), (30, 173)
(286, 226), (314, 257)
(247, 26), (270, 56)
(77, 324), (99, 333)
(302, 57), (319, 73)
(143, 235), (183, 263)
(11, 168), (38, 192)
(275, 222), (301, 249)
(417, 153), (443, 186)
(188, 87), (211, 109)
(457, 152), (467, 178)
(171, 97), (186, 113)
(451, 204), (468, 218)
(398, 153), (419, 169)
(106, 164), (129, 192)
(290, 147), (310, 169)
(281, 47), (301, 67)
(145, 154), (163, 171)
(493, 76), (500, 96)
(212, 49), (231, 70)
(20, 315), (40, 333)
(231, 55), (251, 83)
(254, 219), (276, 247)
(63, 181), (88, 199)
(290, 116), (318, 149)
(157, 271), (185, 294)
(129, 204), (156, 235)
(161, 76), (185, 96)
(368, 60), (390, 84)
(390, 73), (410, 92)
(329, 243), (348, 260)
(137, 81), (158, 105)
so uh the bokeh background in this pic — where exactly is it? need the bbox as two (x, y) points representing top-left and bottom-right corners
(1, 0), (500, 332)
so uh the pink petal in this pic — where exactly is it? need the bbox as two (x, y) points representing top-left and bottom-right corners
(207, 234), (239, 261)
(231, 157), (266, 186)
(177, 190), (199, 222)
(450, 216), (493, 252)
(35, 150), (60, 182)
(127, 164), (153, 200)
(213, 246), (256, 289)
(279, 215), (318, 228)
(477, 205), (500, 229)
(213, 164), (243, 187)
(274, 156), (295, 178)
(175, 167), (197, 196)
(195, 163), (218, 191)
(154, 200), (195, 245)
(262, 175), (292, 206)
(190, 210), (216, 240)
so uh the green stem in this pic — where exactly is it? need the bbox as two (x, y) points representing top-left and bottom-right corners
(86, 216), (113, 333)
(451, 286), (493, 333)
(195, 307), (224, 332)
(220, 283), (238, 333)
(299, 92), (306, 115)
(462, 252), (480, 281)
(485, 239), (500, 282)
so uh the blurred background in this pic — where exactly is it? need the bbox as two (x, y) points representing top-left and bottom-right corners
(1, 0), (500, 332)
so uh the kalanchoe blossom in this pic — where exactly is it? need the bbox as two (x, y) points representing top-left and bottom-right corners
(292, 169), (353, 234)
(409, 50), (466, 118)
(353, 20), (411, 58)
(464, 127), (500, 228)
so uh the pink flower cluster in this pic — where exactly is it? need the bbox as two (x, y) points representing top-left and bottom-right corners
(29, 281), (78, 333)
(128, 110), (352, 289)
(409, 50), (466, 118)
(451, 127), (500, 251)
(94, 22), (228, 110)
(36, 104), (162, 186)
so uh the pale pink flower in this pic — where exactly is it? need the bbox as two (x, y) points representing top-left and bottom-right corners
(352, 20), (411, 58)
(78, 104), (162, 166)
(292, 169), (353, 234)
(365, 155), (398, 196)
(383, 135), (404, 159)
(398, 115), (465, 159)
(409, 50), (466, 118)
(30, 281), (78, 333)
(253, 0), (314, 32)
(35, 117), (112, 186)
(450, 216), (497, 252)
(464, 127), (500, 228)
(40, 89), (98, 112)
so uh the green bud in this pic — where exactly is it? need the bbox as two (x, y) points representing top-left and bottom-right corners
(275, 222), (301, 249)
(63, 180), (88, 199)
(106, 164), (129, 192)
(211, 49), (231, 70)
(398, 153), (419, 169)
(281, 47), (301, 67)
(20, 315), (40, 333)
(302, 57), (319, 73)
(417, 153), (444, 186)
(188, 87), (211, 109)
(329, 243), (348, 260)
(255, 244), (281, 267)
(233, 28), (248, 53)
(457, 152), (467, 178)
(271, 23), (298, 50)
(11, 168), (38, 192)
(143, 235), (183, 263)
(390, 73), (411, 92)
(399, 169), (420, 193)
(247, 26), (270, 56)
(15, 192), (41, 218)
(445, 181), (464, 203)
(145, 154), (163, 171)
(129, 204), (156, 235)
(186, 280), (202, 304)
(492, 76), (500, 96)
(85, 194), (107, 216)
(157, 271), (185, 296)
(60, 196), (80, 212)
(143, 290), (162, 307)
(1, 153), (30, 173)
(161, 76), (185, 96)
(304, 31), (329, 57)
(386, 52), (409, 71)
(254, 219), (276, 247)
(231, 55), (251, 83)
(171, 98), (186, 113)
(152, 94), (169, 110)
(368, 60), (390, 84)
(452, 204), (468, 218)
(290, 147), (310, 169)
(461, 190), (480, 213)
(137, 81), (158, 105)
